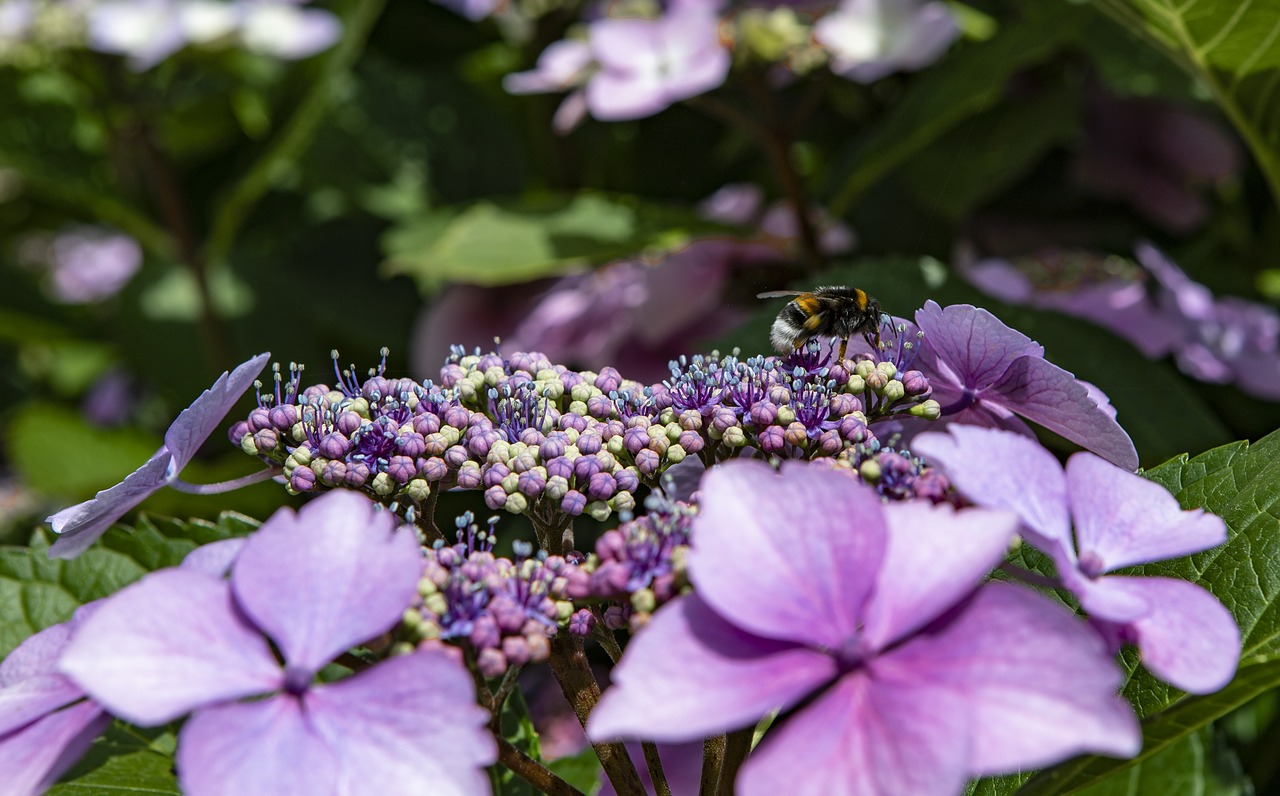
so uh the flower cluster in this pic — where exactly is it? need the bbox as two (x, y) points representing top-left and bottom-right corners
(960, 243), (1280, 400)
(406, 513), (577, 678)
(820, 441), (958, 504)
(0, 0), (340, 69)
(491, 0), (960, 129)
(234, 333), (939, 532)
(565, 493), (696, 632)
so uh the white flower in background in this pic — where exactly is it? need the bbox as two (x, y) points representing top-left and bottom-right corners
(814, 0), (959, 83)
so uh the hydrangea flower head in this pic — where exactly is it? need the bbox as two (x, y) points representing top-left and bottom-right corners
(914, 301), (1139, 470)
(59, 489), (495, 796)
(588, 459), (1140, 794)
(0, 606), (110, 796)
(47, 352), (270, 559)
(913, 425), (1240, 694)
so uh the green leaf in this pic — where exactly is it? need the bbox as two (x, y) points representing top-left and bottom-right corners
(898, 82), (1081, 221)
(48, 724), (180, 796)
(826, 1), (1090, 216)
(380, 192), (710, 293)
(548, 746), (603, 794)
(7, 404), (160, 499)
(497, 687), (543, 796)
(1090, 0), (1280, 210)
(0, 513), (256, 658)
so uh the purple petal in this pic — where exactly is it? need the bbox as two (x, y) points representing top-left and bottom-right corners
(181, 537), (250, 577)
(687, 460), (886, 647)
(987, 355), (1139, 471)
(1092, 577), (1238, 694)
(1066, 572), (1151, 623)
(588, 594), (836, 742)
(914, 301), (1043, 388)
(862, 500), (1019, 650)
(887, 582), (1140, 773)
(59, 569), (282, 726)
(0, 673), (85, 737)
(911, 426), (1073, 556)
(47, 450), (173, 559)
(1066, 453), (1226, 571)
(177, 695), (337, 796)
(0, 622), (73, 686)
(231, 491), (423, 673)
(503, 39), (593, 94)
(240, 4), (342, 60)
(306, 652), (496, 795)
(164, 352), (270, 474)
(738, 674), (970, 796)
(0, 700), (109, 796)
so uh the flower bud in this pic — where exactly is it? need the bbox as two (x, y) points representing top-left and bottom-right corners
(455, 461), (483, 490)
(561, 490), (587, 516)
(910, 399), (941, 420)
(484, 485), (508, 510)
(372, 472), (396, 496)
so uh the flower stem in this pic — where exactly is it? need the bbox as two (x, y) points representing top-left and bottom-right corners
(497, 737), (587, 796)
(699, 734), (726, 796)
(716, 728), (753, 795)
(170, 467), (281, 494)
(547, 633), (647, 796)
(642, 741), (673, 796)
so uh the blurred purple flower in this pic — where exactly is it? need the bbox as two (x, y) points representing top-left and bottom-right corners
(81, 369), (137, 427)
(0, 606), (111, 796)
(914, 300), (1139, 470)
(87, 0), (338, 69)
(914, 425), (1240, 694)
(59, 490), (495, 796)
(588, 460), (1140, 794)
(1075, 92), (1239, 234)
(0, 0), (33, 41)
(46, 352), (269, 559)
(814, 0), (959, 83)
(505, 2), (730, 128)
(25, 226), (143, 304)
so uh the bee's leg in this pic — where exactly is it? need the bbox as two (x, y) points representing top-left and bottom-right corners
(837, 337), (848, 362)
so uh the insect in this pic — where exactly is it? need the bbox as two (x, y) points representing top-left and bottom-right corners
(757, 286), (883, 362)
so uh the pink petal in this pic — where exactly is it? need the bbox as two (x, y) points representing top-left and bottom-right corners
(231, 491), (423, 673)
(47, 451), (172, 559)
(911, 426), (1074, 557)
(986, 356), (1140, 471)
(1095, 577), (1239, 694)
(863, 500), (1019, 650)
(738, 674), (970, 796)
(687, 460), (886, 647)
(887, 582), (1140, 773)
(59, 569), (282, 726)
(588, 594), (836, 742)
(0, 700), (109, 796)
(1065, 453), (1227, 571)
(177, 696), (338, 796)
(914, 302), (1043, 388)
(306, 653), (496, 796)
(164, 352), (270, 473)
(181, 537), (249, 577)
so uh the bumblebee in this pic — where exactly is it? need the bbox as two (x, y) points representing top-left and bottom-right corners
(758, 286), (883, 361)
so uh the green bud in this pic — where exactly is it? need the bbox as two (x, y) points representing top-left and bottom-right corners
(457, 380), (478, 403)
(501, 473), (520, 494)
(658, 408), (676, 425)
(440, 426), (462, 446)
(649, 435), (670, 455)
(564, 428), (580, 444)
(417, 624), (440, 641)
(882, 380), (905, 402)
(910, 399), (942, 420)
(587, 501), (612, 522)
(239, 434), (258, 456)
(611, 491), (636, 513)
(372, 472), (396, 496)
(459, 355), (481, 369)
(348, 397), (371, 418)
(723, 426), (747, 447)
(291, 446), (312, 467)
(401, 608), (423, 630)
(310, 459), (327, 477)
(859, 458), (882, 483)
(488, 440), (511, 464)
(425, 593), (448, 615)
(556, 600), (576, 622)
(630, 588), (657, 614)
(847, 375), (866, 393)
(418, 578), (439, 597)
(876, 361), (898, 380)
(596, 451), (616, 470)
(484, 366), (506, 386)
(290, 422), (307, 443)
(607, 436), (625, 456)
(390, 641), (416, 656)
(546, 475), (570, 500)
(406, 479), (431, 502)
(666, 444), (686, 464)
(665, 422), (682, 442)
(504, 492), (529, 514)
(707, 424), (723, 441)
(568, 400), (589, 416)
(855, 360), (877, 378)
(570, 384), (595, 403)
(776, 405), (796, 425)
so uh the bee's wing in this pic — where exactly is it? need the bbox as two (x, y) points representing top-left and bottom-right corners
(756, 290), (807, 299)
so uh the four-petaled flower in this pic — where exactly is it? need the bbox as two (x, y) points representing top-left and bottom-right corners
(58, 490), (496, 796)
(913, 301), (1139, 470)
(588, 460), (1140, 795)
(913, 425), (1240, 694)
(46, 352), (270, 559)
